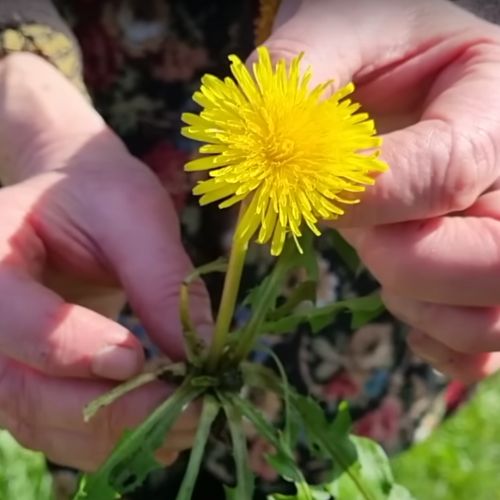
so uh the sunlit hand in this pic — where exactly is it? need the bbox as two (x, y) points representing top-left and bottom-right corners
(263, 0), (500, 382)
(0, 54), (211, 469)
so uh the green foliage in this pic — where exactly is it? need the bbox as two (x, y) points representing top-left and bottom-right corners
(0, 430), (53, 500)
(230, 396), (313, 499)
(393, 372), (500, 500)
(5, 375), (500, 499)
(263, 294), (385, 334)
(234, 231), (318, 361)
(72, 228), (399, 500)
(290, 397), (413, 500)
(76, 380), (202, 499)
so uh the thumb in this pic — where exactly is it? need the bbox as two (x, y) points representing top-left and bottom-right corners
(250, 0), (362, 89)
(95, 171), (213, 361)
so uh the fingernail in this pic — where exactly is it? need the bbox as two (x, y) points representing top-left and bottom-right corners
(155, 450), (178, 467)
(92, 346), (142, 380)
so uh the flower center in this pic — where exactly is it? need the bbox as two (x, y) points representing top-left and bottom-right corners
(262, 137), (295, 167)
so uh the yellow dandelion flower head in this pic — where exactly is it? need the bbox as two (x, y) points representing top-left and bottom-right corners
(181, 46), (387, 256)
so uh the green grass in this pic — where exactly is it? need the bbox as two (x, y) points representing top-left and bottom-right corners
(0, 430), (53, 500)
(2, 373), (500, 499)
(393, 372), (500, 500)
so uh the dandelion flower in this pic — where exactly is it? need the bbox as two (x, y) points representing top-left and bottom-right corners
(181, 47), (387, 256)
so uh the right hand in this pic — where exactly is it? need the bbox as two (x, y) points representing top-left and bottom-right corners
(0, 54), (212, 470)
(262, 0), (500, 383)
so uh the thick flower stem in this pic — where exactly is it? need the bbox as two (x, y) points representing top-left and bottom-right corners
(206, 233), (247, 371)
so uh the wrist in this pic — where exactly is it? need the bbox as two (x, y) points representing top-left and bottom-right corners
(0, 53), (121, 184)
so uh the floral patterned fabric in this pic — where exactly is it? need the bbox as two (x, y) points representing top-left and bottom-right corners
(48, 0), (470, 497)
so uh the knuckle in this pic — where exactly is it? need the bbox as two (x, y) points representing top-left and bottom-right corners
(262, 38), (313, 63)
(109, 163), (167, 211)
(439, 127), (494, 213)
(25, 302), (69, 375)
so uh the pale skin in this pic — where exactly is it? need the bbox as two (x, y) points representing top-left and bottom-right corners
(266, 0), (500, 382)
(0, 0), (499, 470)
(0, 53), (211, 469)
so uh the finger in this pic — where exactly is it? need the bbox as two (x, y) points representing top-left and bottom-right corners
(408, 331), (500, 383)
(0, 359), (198, 439)
(332, 30), (500, 226)
(5, 422), (110, 472)
(9, 421), (186, 472)
(93, 168), (213, 360)
(263, 2), (500, 227)
(253, 0), (361, 89)
(0, 267), (143, 380)
(349, 211), (500, 306)
(42, 267), (125, 319)
(0, 358), (158, 437)
(383, 292), (500, 353)
(1, 359), (198, 470)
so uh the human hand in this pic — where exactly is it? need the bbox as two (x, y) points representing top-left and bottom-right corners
(0, 54), (211, 469)
(261, 0), (500, 382)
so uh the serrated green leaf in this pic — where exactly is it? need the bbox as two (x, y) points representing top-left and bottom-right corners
(235, 232), (318, 361)
(263, 294), (385, 335)
(243, 274), (273, 309)
(267, 281), (317, 321)
(269, 486), (331, 500)
(326, 437), (414, 500)
(291, 395), (373, 500)
(230, 395), (312, 500)
(240, 362), (283, 394)
(350, 295), (386, 329)
(292, 395), (413, 500)
(245, 230), (317, 315)
(75, 380), (202, 500)
(176, 396), (220, 500)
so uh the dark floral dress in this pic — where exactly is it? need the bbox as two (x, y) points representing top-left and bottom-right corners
(40, 0), (471, 497)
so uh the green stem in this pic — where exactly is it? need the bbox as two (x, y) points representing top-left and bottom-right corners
(206, 221), (248, 371)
